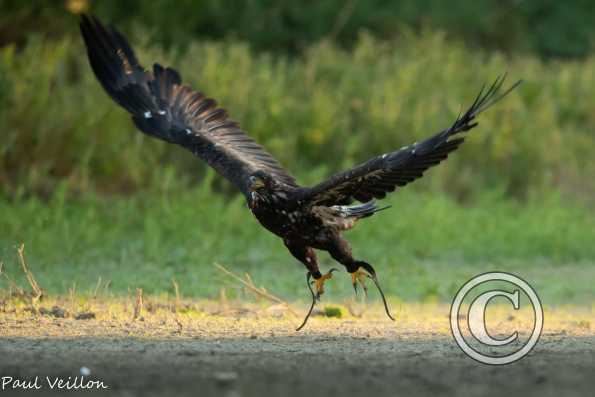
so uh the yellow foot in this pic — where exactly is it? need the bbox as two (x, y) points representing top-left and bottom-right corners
(351, 268), (369, 296)
(313, 269), (336, 299)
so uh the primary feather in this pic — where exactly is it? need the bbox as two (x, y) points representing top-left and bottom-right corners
(81, 14), (519, 205)
(298, 75), (521, 206)
(80, 15), (297, 197)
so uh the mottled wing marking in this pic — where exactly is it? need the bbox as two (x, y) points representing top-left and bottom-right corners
(312, 206), (357, 231)
(80, 15), (297, 197)
(301, 75), (520, 206)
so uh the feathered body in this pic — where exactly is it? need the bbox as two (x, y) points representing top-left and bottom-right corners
(250, 181), (384, 245)
(79, 15), (520, 327)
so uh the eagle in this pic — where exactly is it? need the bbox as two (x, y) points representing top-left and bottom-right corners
(80, 15), (520, 330)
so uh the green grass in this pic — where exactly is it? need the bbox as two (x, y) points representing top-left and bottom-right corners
(2, 32), (595, 200)
(1, 186), (593, 305)
(1, 26), (594, 307)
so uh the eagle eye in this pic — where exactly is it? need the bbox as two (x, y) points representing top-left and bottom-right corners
(249, 174), (266, 190)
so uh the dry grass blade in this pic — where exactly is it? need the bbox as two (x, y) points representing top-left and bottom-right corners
(172, 278), (181, 310)
(17, 244), (43, 303)
(69, 283), (77, 314)
(92, 276), (103, 299)
(214, 263), (298, 317)
(133, 288), (143, 320)
(103, 280), (112, 295)
(0, 260), (26, 297)
(175, 318), (183, 334)
(219, 287), (229, 312)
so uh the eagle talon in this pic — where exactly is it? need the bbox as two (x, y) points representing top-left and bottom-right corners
(351, 268), (369, 298)
(351, 263), (396, 321)
(314, 268), (337, 299)
(368, 273), (396, 322)
(296, 269), (337, 331)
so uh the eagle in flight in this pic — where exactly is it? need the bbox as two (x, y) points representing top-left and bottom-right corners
(80, 15), (520, 330)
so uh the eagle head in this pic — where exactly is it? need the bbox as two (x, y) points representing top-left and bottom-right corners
(248, 171), (275, 206)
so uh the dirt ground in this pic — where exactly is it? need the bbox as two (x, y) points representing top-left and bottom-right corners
(0, 301), (593, 397)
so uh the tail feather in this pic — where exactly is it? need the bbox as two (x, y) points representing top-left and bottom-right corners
(337, 201), (391, 219)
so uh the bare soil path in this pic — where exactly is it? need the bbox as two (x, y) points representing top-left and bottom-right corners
(0, 303), (593, 396)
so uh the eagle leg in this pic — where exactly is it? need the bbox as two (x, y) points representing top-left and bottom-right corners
(324, 235), (395, 321)
(285, 240), (338, 330)
(295, 268), (337, 331)
(296, 272), (316, 331)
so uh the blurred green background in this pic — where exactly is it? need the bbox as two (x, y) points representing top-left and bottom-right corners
(0, 0), (593, 303)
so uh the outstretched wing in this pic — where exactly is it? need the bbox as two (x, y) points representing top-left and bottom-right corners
(300, 76), (521, 206)
(80, 15), (297, 197)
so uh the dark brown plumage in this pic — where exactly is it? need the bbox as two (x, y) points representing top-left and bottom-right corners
(80, 15), (520, 330)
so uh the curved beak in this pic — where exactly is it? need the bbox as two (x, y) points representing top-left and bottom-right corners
(248, 177), (266, 208)
(249, 179), (265, 191)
